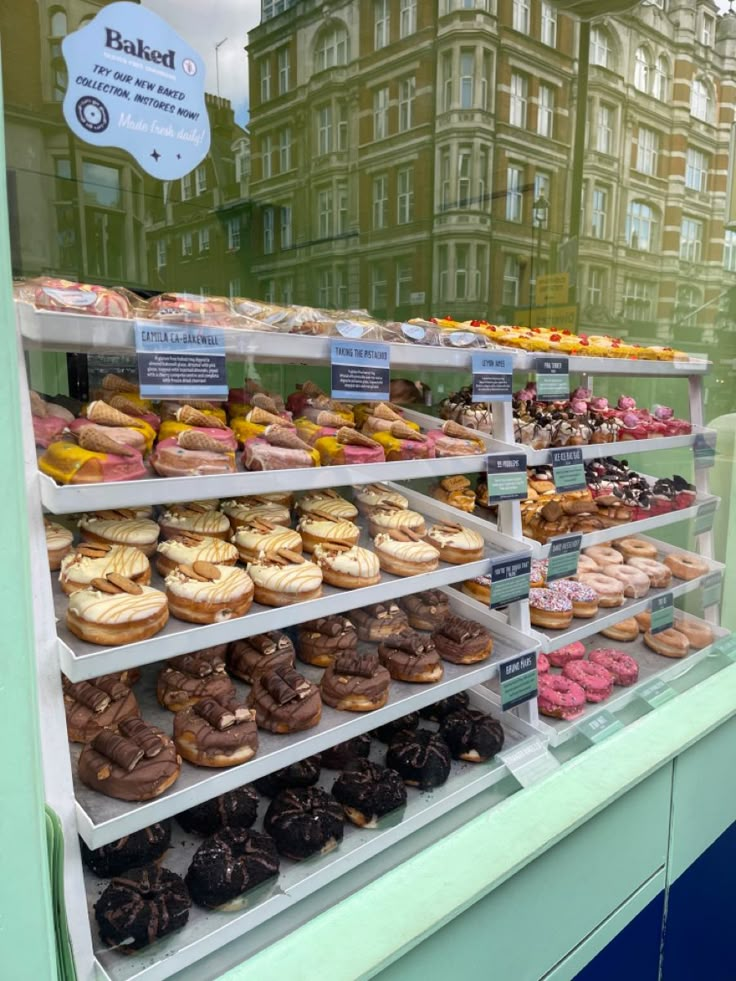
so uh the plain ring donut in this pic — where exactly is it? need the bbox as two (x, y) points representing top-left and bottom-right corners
(663, 553), (709, 581)
(613, 537), (658, 560)
(583, 545), (623, 568)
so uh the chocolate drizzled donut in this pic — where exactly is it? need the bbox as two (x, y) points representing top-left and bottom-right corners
(167, 645), (228, 675)
(63, 677), (140, 743)
(419, 691), (470, 722)
(248, 666), (322, 733)
(227, 631), (295, 683)
(94, 864), (191, 952)
(254, 756), (322, 797)
(320, 651), (391, 712)
(332, 759), (407, 827)
(431, 616), (493, 665)
(372, 712), (420, 743)
(320, 733), (372, 769)
(399, 590), (451, 631)
(81, 822), (171, 877)
(78, 719), (181, 802)
(439, 709), (505, 762)
(176, 788), (259, 836)
(264, 787), (344, 860)
(378, 630), (443, 683)
(297, 615), (357, 667)
(386, 729), (452, 789)
(185, 828), (280, 908)
(157, 665), (235, 712)
(349, 601), (408, 641)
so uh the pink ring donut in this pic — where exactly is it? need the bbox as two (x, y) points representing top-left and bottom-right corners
(537, 652), (550, 674)
(583, 546), (623, 567)
(547, 641), (586, 668)
(588, 648), (639, 686)
(625, 557), (672, 589)
(599, 564), (651, 599)
(537, 675), (586, 720)
(577, 573), (625, 607)
(563, 661), (615, 702)
(577, 555), (602, 575)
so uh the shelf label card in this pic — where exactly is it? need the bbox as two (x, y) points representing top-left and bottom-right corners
(650, 593), (674, 634)
(471, 353), (513, 402)
(486, 453), (528, 504)
(578, 709), (624, 744)
(695, 500), (717, 536)
(490, 554), (531, 609)
(500, 735), (560, 788)
(637, 677), (676, 708)
(713, 634), (736, 661)
(535, 356), (569, 401)
(499, 651), (538, 711)
(135, 322), (227, 399)
(330, 339), (390, 401)
(546, 533), (582, 583)
(693, 433), (716, 470)
(701, 571), (723, 609)
(551, 446), (586, 492)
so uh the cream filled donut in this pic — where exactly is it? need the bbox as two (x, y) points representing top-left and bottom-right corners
(424, 521), (484, 564)
(372, 532), (440, 576)
(67, 579), (169, 645)
(232, 522), (303, 563)
(79, 514), (160, 557)
(296, 491), (358, 521)
(313, 543), (381, 589)
(220, 499), (291, 530)
(577, 572), (625, 608)
(165, 563), (254, 624)
(155, 536), (239, 577)
(61, 543), (151, 594)
(583, 545), (623, 568)
(367, 507), (426, 538)
(247, 550), (323, 606)
(599, 564), (651, 599)
(625, 557), (672, 589)
(158, 507), (230, 541)
(46, 520), (74, 571)
(353, 483), (408, 514)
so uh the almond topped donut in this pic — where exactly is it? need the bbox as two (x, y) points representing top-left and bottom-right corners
(78, 512), (160, 557)
(297, 513), (360, 553)
(367, 505), (426, 538)
(247, 549), (323, 606)
(66, 575), (169, 646)
(296, 489), (358, 521)
(158, 506), (231, 542)
(220, 498), (292, 530)
(155, 534), (238, 577)
(424, 521), (484, 564)
(60, 543), (151, 595)
(353, 483), (408, 515)
(313, 542), (381, 589)
(46, 519), (74, 570)
(372, 531), (440, 576)
(165, 563), (254, 624)
(231, 520), (302, 563)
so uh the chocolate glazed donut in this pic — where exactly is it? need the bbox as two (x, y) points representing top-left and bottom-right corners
(81, 822), (172, 877)
(439, 709), (505, 763)
(386, 729), (452, 789)
(254, 756), (322, 797)
(94, 865), (191, 953)
(185, 828), (280, 909)
(176, 788), (260, 836)
(332, 759), (407, 827)
(264, 788), (344, 860)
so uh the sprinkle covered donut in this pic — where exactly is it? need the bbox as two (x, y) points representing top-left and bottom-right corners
(547, 641), (586, 668)
(537, 674), (586, 720)
(549, 579), (599, 617)
(529, 588), (574, 629)
(588, 648), (639, 686)
(562, 661), (614, 702)
(537, 653), (550, 674)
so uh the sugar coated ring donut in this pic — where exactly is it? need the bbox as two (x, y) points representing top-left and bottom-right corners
(529, 588), (572, 613)
(583, 545), (623, 567)
(588, 648), (639, 686)
(599, 564), (651, 598)
(664, 553), (709, 581)
(562, 661), (615, 702)
(537, 653), (550, 673)
(614, 537), (658, 560)
(577, 573), (625, 606)
(547, 641), (586, 668)
(625, 557), (672, 589)
(674, 617), (714, 650)
(537, 675), (586, 720)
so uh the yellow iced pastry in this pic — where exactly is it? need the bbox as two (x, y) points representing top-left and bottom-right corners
(38, 441), (146, 485)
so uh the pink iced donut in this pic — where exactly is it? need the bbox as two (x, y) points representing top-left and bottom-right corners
(625, 557), (672, 589)
(537, 653), (550, 674)
(563, 661), (614, 703)
(599, 564), (651, 599)
(617, 396), (637, 410)
(588, 648), (639, 687)
(547, 641), (586, 668)
(537, 675), (586, 720)
(583, 545), (623, 568)
(577, 554), (602, 575)
(577, 573), (625, 608)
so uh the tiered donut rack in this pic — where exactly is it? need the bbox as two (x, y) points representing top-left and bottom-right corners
(17, 301), (728, 981)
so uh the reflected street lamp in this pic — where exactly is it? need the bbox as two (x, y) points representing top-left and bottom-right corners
(529, 195), (550, 324)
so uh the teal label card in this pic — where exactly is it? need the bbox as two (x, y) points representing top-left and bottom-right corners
(535, 356), (569, 401)
(701, 571), (722, 609)
(637, 677), (676, 708)
(499, 651), (538, 710)
(472, 353), (513, 402)
(486, 453), (528, 504)
(693, 433), (716, 470)
(578, 710), (624, 743)
(490, 554), (531, 609)
(650, 593), (674, 634)
(695, 500), (717, 535)
(551, 447), (586, 492)
(547, 534), (582, 582)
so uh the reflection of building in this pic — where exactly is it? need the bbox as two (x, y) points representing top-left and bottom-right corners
(247, 0), (736, 338)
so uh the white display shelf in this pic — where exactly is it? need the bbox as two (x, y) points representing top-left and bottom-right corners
(56, 492), (529, 682)
(16, 302), (710, 376)
(87, 689), (527, 981)
(73, 595), (537, 848)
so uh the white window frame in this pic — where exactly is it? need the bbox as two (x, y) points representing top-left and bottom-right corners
(318, 188), (333, 238)
(374, 0), (390, 50)
(181, 231), (192, 257)
(591, 186), (607, 239)
(440, 149), (451, 210)
(691, 78), (712, 122)
(457, 147), (472, 207)
(397, 167), (414, 224)
(623, 278), (652, 319)
(596, 103), (614, 154)
(590, 28), (611, 69)
(260, 59), (271, 102)
(277, 46), (290, 94)
(318, 268), (333, 307)
(506, 165), (523, 222)
(399, 76), (415, 132)
(280, 205), (292, 249)
(533, 172), (551, 227)
(442, 51), (453, 112)
(702, 13), (714, 48)
(262, 134), (273, 179)
(626, 200), (657, 252)
(587, 267), (604, 307)
(181, 172), (192, 201)
(503, 255), (520, 308)
(195, 164), (207, 195)
(315, 26), (348, 71)
(512, 0), (530, 34)
(685, 148), (708, 192)
(371, 263), (388, 310)
(198, 227), (210, 253)
(538, 84), (554, 138)
(510, 72), (528, 128)
(156, 239), (167, 269)
(396, 257), (412, 306)
(634, 48), (650, 94)
(263, 207), (274, 254)
(653, 56), (668, 101)
(317, 105), (332, 155)
(455, 244), (469, 300)
(636, 127), (658, 176)
(400, 0), (417, 39)
(227, 218), (240, 251)
(280, 127), (292, 172)
(373, 87), (389, 140)
(460, 50), (474, 109)
(337, 181), (348, 235)
(541, 2), (557, 47)
(680, 217), (703, 263)
(372, 175), (388, 229)
(724, 230), (736, 273)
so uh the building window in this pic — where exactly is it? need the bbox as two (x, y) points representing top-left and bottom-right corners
(280, 127), (292, 172)
(181, 232), (192, 258)
(702, 13), (715, 47)
(587, 267), (605, 307)
(263, 279), (276, 303)
(374, 87), (389, 140)
(591, 186), (608, 239)
(541, 2), (557, 47)
(397, 167), (414, 224)
(503, 255), (520, 307)
(375, 0), (390, 49)
(676, 285), (701, 325)
(234, 145), (249, 184)
(506, 166), (523, 222)
(198, 227), (210, 253)
(262, 134), (273, 179)
(315, 24), (348, 71)
(481, 51), (492, 111)
(457, 147), (472, 206)
(229, 278), (241, 298)
(396, 257), (412, 305)
(337, 181), (348, 234)
(263, 208), (274, 254)
(512, 0), (530, 34)
(181, 173), (192, 201)
(318, 269), (333, 307)
(590, 27), (612, 70)
(280, 206), (292, 249)
(538, 84), (554, 138)
(371, 263), (388, 310)
(680, 218), (703, 263)
(282, 277), (294, 305)
(156, 239), (167, 269)
(685, 148), (708, 192)
(372, 175), (388, 229)
(510, 73), (528, 128)
(533, 172), (551, 226)
(400, 0), (417, 38)
(260, 59), (271, 102)
(724, 230), (736, 273)
(460, 50), (475, 109)
(653, 56), (668, 101)
(636, 127), (658, 176)
(479, 146), (489, 208)
(595, 103), (614, 154)
(623, 278), (652, 319)
(318, 188), (333, 238)
(49, 6), (68, 98)
(442, 51), (453, 111)
(440, 149), (451, 209)
(691, 78), (712, 122)
(227, 218), (240, 251)
(337, 102), (348, 150)
(455, 245), (469, 300)
(317, 105), (332, 155)
(277, 47), (290, 94)
(634, 48), (650, 93)
(195, 165), (207, 195)
(626, 200), (657, 252)
(438, 244), (449, 301)
(399, 76), (415, 132)
(335, 266), (348, 307)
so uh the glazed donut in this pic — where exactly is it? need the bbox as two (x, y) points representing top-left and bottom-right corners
(634, 611), (651, 631)
(674, 617), (714, 650)
(537, 652), (550, 673)
(644, 627), (689, 658)
(537, 675), (586, 720)
(601, 617), (640, 642)
(563, 661), (614, 702)
(94, 864), (190, 952)
(625, 557), (672, 589)
(664, 553), (709, 581)
(588, 648), (639, 686)
(462, 577), (490, 605)
(547, 641), (586, 669)
(613, 537), (658, 560)
(577, 573), (625, 608)
(583, 545), (623, 568)
(529, 588), (574, 629)
(548, 579), (599, 618)
(599, 564), (651, 599)
(577, 554), (602, 575)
